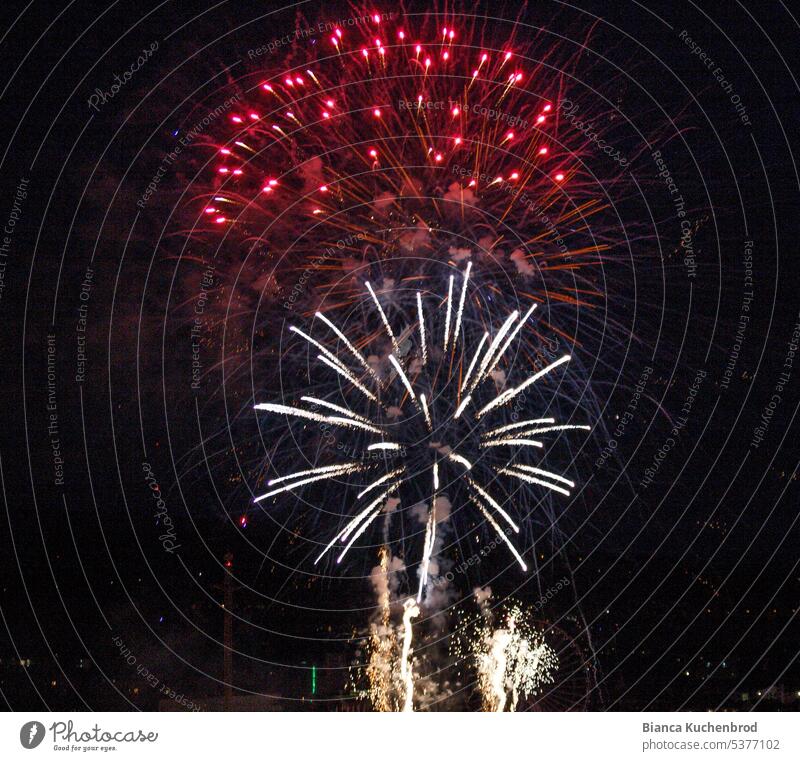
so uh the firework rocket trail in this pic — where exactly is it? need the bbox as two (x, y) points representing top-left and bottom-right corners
(400, 598), (420, 712)
(254, 265), (590, 599)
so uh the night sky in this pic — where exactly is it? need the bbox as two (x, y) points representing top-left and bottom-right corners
(0, 0), (798, 712)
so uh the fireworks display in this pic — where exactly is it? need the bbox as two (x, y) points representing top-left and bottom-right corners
(6, 0), (796, 725)
(472, 604), (558, 712)
(255, 265), (590, 599)
(184, 4), (642, 365)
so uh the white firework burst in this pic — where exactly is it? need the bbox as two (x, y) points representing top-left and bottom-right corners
(254, 265), (590, 599)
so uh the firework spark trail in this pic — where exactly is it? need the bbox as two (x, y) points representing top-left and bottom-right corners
(317, 354), (378, 402)
(468, 310), (520, 393)
(490, 423), (592, 438)
(366, 280), (400, 355)
(482, 417), (556, 438)
(443, 274), (454, 351)
(254, 461), (364, 502)
(475, 354), (572, 418)
(419, 392), (432, 430)
(388, 354), (416, 401)
(481, 437), (543, 449)
(254, 271), (589, 579)
(253, 402), (380, 432)
(314, 489), (393, 564)
(497, 467), (572, 497)
(487, 629), (511, 712)
(460, 332), (488, 392)
(483, 303), (537, 379)
(452, 261), (472, 348)
(315, 312), (381, 385)
(465, 476), (520, 534)
(504, 463), (576, 487)
(357, 468), (405, 499)
(417, 505), (436, 601)
(400, 599), (420, 711)
(365, 547), (405, 712)
(416, 292), (428, 366)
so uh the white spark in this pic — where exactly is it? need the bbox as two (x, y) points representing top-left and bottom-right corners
(254, 402), (380, 433)
(417, 506), (437, 601)
(507, 464), (575, 487)
(453, 393), (472, 419)
(443, 274), (454, 350)
(469, 310), (519, 392)
(299, 395), (374, 425)
(400, 599), (420, 711)
(498, 467), (571, 497)
(419, 393), (432, 431)
(452, 261), (472, 347)
(483, 304), (537, 379)
(416, 291), (427, 366)
(340, 490), (395, 541)
(357, 468), (405, 499)
(432, 461), (439, 490)
(389, 354), (416, 401)
(290, 325), (348, 375)
(461, 331), (488, 392)
(482, 418), (555, 438)
(315, 312), (381, 384)
(318, 355), (378, 402)
(475, 354), (571, 418)
(336, 506), (384, 563)
(366, 281), (399, 354)
(255, 463), (363, 503)
(471, 498), (527, 571)
(314, 489), (394, 563)
(367, 442), (402, 451)
(497, 424), (592, 438)
(447, 452), (473, 470)
(466, 477), (520, 533)
(481, 438), (543, 449)
(268, 462), (360, 486)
